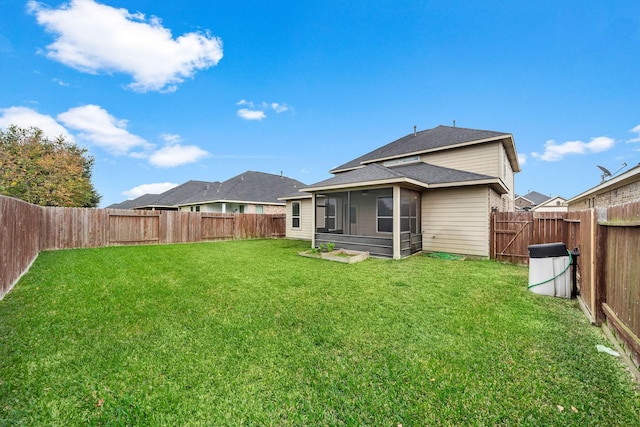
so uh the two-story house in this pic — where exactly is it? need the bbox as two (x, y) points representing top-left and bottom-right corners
(283, 125), (520, 258)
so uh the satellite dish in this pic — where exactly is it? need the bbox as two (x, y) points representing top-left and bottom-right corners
(597, 165), (612, 182)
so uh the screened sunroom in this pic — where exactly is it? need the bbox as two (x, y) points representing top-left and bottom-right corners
(313, 186), (422, 258)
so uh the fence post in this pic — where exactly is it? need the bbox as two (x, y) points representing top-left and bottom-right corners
(593, 208), (607, 326)
(490, 212), (495, 259)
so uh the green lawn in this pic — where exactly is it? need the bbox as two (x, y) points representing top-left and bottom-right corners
(1, 239), (638, 426)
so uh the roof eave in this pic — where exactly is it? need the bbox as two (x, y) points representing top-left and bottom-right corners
(177, 199), (285, 207)
(568, 165), (640, 203)
(429, 177), (508, 193)
(301, 177), (504, 193)
(278, 193), (313, 201)
(301, 177), (427, 193)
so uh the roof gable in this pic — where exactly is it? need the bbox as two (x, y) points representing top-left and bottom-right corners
(331, 125), (516, 173)
(520, 191), (551, 205)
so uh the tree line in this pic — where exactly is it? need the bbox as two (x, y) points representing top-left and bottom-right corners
(0, 125), (100, 207)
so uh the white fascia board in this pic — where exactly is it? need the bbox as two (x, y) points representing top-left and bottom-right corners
(302, 177), (431, 193)
(278, 193), (313, 201)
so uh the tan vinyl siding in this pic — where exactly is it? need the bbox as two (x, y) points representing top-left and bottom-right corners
(500, 144), (515, 200)
(422, 186), (490, 257)
(422, 142), (502, 179)
(285, 199), (313, 240)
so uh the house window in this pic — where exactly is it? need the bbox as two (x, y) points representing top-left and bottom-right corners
(256, 205), (264, 214)
(190, 206), (200, 212)
(292, 202), (300, 228)
(377, 196), (393, 233)
(383, 155), (420, 167)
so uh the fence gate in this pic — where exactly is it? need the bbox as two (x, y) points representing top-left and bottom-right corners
(491, 212), (568, 265)
(492, 212), (534, 264)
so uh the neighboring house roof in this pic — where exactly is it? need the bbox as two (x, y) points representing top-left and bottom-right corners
(106, 193), (160, 209)
(331, 125), (519, 174)
(177, 171), (306, 206)
(302, 162), (497, 192)
(136, 180), (216, 209)
(567, 163), (640, 204)
(108, 172), (307, 210)
(531, 196), (567, 211)
(518, 191), (551, 205)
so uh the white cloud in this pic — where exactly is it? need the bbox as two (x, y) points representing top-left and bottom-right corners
(57, 104), (153, 155)
(160, 133), (182, 144)
(1, 104), (209, 168)
(531, 136), (615, 161)
(123, 182), (178, 199)
(628, 125), (640, 143)
(28, 0), (223, 93)
(271, 102), (289, 113)
(0, 106), (75, 141)
(236, 100), (290, 120)
(518, 153), (527, 166)
(237, 108), (266, 121)
(149, 143), (209, 167)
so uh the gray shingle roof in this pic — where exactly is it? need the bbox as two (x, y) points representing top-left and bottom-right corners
(177, 171), (307, 205)
(106, 193), (162, 209)
(141, 181), (215, 208)
(304, 162), (493, 190)
(108, 172), (308, 209)
(331, 125), (510, 172)
(519, 191), (551, 205)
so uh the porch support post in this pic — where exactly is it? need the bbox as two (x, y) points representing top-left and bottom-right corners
(393, 185), (401, 259)
(311, 193), (316, 248)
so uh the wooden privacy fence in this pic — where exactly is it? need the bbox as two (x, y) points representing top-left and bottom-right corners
(0, 197), (41, 299)
(491, 203), (640, 367)
(39, 207), (285, 249)
(0, 195), (285, 299)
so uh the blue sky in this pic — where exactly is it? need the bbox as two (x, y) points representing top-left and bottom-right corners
(1, 0), (639, 207)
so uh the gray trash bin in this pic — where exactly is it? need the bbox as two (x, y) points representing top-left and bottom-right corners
(527, 243), (571, 298)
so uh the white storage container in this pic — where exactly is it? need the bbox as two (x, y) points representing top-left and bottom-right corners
(528, 243), (571, 298)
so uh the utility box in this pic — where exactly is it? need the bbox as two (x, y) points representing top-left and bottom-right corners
(527, 243), (571, 298)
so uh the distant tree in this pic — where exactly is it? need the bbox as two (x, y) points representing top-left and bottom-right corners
(0, 125), (101, 207)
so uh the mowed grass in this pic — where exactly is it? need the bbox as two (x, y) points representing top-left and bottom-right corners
(0, 239), (638, 426)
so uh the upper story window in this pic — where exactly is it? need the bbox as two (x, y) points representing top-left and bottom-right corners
(383, 155), (420, 167)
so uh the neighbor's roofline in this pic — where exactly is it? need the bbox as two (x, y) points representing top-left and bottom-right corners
(176, 199), (285, 207)
(567, 164), (640, 203)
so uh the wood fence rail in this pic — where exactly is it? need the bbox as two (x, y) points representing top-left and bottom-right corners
(1, 195), (285, 299)
(491, 203), (640, 368)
